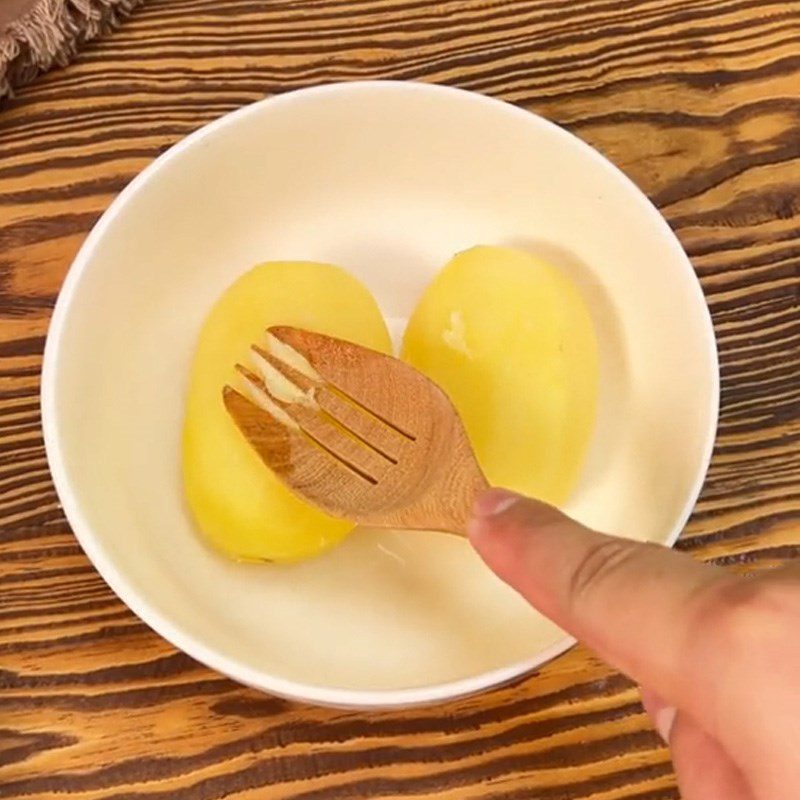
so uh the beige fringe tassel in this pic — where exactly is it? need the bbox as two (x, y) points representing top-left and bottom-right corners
(0, 0), (145, 100)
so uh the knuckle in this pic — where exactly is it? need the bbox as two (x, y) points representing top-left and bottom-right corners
(569, 537), (647, 607)
(699, 578), (793, 659)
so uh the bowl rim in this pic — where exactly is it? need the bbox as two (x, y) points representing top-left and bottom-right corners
(40, 79), (720, 709)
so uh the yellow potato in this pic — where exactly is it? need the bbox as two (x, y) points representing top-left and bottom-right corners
(402, 246), (598, 505)
(183, 262), (391, 562)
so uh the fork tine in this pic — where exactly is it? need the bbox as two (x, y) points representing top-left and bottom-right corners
(235, 363), (299, 430)
(251, 344), (320, 394)
(316, 390), (403, 462)
(267, 326), (426, 439)
(236, 358), (391, 483)
(222, 385), (303, 477)
(223, 386), (375, 501)
(253, 343), (404, 462)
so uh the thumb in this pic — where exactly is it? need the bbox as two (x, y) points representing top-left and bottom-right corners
(467, 488), (733, 718)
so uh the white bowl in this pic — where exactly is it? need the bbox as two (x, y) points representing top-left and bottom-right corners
(42, 81), (718, 708)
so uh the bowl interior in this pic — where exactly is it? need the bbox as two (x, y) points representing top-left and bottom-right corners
(44, 82), (717, 707)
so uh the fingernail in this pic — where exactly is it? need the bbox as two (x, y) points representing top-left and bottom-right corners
(468, 490), (520, 542)
(473, 489), (520, 519)
(654, 706), (677, 744)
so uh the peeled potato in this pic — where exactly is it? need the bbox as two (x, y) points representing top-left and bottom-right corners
(402, 245), (598, 505)
(183, 262), (391, 562)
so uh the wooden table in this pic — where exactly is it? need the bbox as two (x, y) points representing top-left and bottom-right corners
(2, 1), (799, 797)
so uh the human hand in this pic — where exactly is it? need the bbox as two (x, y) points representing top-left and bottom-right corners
(468, 489), (800, 800)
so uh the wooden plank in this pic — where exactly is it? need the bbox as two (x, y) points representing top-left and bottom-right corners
(1, 0), (799, 797)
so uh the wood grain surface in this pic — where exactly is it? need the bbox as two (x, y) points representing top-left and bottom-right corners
(1, 0), (799, 798)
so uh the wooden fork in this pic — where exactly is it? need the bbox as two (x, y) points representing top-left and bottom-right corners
(223, 326), (488, 534)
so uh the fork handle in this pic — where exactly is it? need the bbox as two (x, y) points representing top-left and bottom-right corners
(431, 464), (491, 536)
